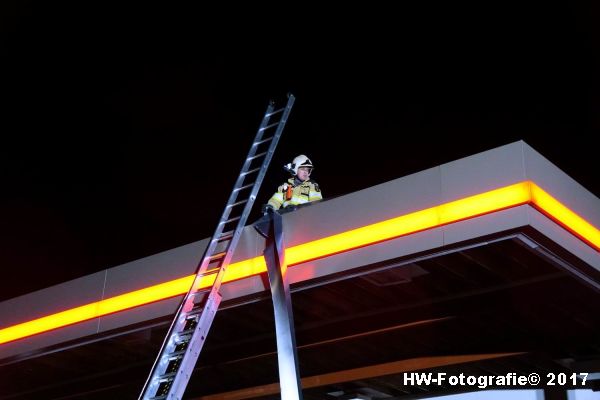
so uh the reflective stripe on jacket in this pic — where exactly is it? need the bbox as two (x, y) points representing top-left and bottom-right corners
(267, 178), (322, 210)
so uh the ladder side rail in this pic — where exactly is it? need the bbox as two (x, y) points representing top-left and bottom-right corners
(138, 103), (277, 399)
(139, 95), (294, 400)
(207, 102), (276, 241)
(208, 93), (295, 293)
(181, 99), (282, 299)
(167, 94), (295, 399)
(209, 93), (295, 284)
(195, 94), (294, 288)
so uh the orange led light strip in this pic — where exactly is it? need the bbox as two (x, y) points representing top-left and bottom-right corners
(1, 181), (598, 345)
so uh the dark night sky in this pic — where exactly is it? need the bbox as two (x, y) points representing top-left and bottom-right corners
(0, 3), (598, 301)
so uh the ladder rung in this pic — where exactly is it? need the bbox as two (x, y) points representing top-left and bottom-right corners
(240, 167), (260, 177)
(221, 216), (240, 225)
(208, 252), (226, 262)
(266, 107), (284, 117)
(185, 308), (204, 318)
(182, 315), (198, 330)
(254, 136), (274, 146)
(174, 342), (191, 352)
(228, 199), (249, 208)
(158, 372), (177, 380)
(176, 328), (194, 345)
(167, 349), (187, 358)
(259, 122), (279, 131)
(233, 182), (254, 192)
(218, 230), (234, 241)
(173, 340), (190, 352)
(247, 151), (266, 161)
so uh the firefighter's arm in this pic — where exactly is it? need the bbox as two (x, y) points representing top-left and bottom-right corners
(267, 185), (285, 210)
(309, 182), (323, 201)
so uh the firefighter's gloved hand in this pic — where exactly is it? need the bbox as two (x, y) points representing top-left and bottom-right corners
(262, 204), (275, 216)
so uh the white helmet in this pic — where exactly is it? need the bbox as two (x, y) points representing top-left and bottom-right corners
(284, 154), (314, 175)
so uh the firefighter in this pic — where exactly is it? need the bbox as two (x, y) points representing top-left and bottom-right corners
(263, 154), (323, 213)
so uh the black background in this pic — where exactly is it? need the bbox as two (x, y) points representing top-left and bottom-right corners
(1, 3), (598, 300)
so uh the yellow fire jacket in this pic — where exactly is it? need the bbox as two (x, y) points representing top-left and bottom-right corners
(267, 178), (323, 210)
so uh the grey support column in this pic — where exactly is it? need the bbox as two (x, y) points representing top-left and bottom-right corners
(262, 211), (303, 400)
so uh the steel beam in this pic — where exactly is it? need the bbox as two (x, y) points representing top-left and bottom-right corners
(262, 211), (303, 400)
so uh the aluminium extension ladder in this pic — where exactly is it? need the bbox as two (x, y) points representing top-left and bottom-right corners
(139, 94), (295, 400)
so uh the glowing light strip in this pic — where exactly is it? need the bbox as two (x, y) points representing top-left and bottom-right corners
(530, 184), (600, 249)
(1, 181), (598, 345)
